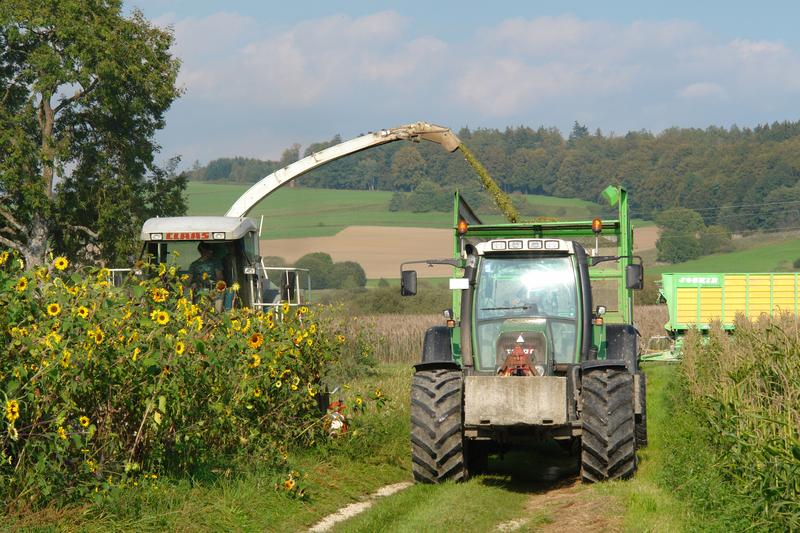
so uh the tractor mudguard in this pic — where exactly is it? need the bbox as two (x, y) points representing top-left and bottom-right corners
(580, 359), (628, 371)
(420, 326), (454, 364)
(413, 361), (461, 372)
(604, 324), (639, 373)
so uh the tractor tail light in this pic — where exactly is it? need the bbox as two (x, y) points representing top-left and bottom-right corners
(457, 219), (469, 235)
(592, 218), (603, 234)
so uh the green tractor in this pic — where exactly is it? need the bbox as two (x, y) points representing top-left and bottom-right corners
(401, 185), (646, 483)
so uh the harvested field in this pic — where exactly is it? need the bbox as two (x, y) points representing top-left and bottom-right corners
(263, 225), (659, 279)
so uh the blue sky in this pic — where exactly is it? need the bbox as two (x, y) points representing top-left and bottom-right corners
(124, 1), (800, 167)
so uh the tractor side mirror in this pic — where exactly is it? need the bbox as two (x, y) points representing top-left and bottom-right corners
(401, 270), (417, 296)
(626, 264), (644, 290)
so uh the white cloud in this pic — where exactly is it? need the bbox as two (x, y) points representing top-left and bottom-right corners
(678, 82), (727, 100)
(153, 11), (800, 164)
(174, 11), (448, 107)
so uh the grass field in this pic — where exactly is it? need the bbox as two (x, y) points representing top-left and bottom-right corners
(649, 236), (800, 275)
(185, 182), (614, 239)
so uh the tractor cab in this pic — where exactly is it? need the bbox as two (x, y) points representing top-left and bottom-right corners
(471, 239), (585, 376)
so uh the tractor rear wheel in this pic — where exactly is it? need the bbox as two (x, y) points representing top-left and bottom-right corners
(410, 368), (466, 483)
(635, 372), (648, 448)
(580, 367), (637, 483)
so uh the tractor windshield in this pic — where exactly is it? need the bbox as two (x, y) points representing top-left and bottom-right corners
(474, 255), (579, 372)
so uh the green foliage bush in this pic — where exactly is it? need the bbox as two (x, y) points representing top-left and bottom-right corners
(293, 253), (367, 290)
(0, 251), (349, 507)
(668, 320), (800, 530)
(656, 207), (705, 263)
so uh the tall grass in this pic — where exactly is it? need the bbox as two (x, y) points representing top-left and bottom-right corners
(667, 316), (800, 531)
(323, 312), (440, 367)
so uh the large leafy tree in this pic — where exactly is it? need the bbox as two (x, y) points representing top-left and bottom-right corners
(0, 1), (184, 266)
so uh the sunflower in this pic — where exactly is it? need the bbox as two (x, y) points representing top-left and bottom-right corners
(53, 256), (69, 271)
(97, 268), (110, 280)
(47, 303), (62, 316)
(57, 426), (67, 440)
(76, 306), (89, 318)
(300, 306), (309, 314)
(15, 277), (28, 292)
(215, 280), (227, 291)
(5, 399), (20, 423)
(150, 310), (170, 325)
(93, 327), (105, 344)
(151, 287), (169, 303)
(0, 250), (9, 266)
(282, 302), (290, 314)
(175, 340), (185, 355)
(249, 354), (261, 368)
(79, 416), (90, 427)
(336, 334), (346, 344)
(60, 349), (71, 368)
(253, 388), (262, 398)
(248, 333), (264, 350)
(283, 478), (296, 491)
(132, 347), (140, 361)
(308, 324), (317, 335)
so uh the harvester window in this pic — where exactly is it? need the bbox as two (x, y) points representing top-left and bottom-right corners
(474, 255), (579, 371)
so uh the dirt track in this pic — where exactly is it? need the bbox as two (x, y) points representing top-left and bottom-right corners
(263, 225), (659, 279)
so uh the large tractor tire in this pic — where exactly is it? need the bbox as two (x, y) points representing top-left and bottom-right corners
(410, 368), (466, 483)
(580, 367), (637, 483)
(635, 372), (648, 448)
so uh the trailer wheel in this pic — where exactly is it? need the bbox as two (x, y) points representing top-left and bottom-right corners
(410, 368), (466, 483)
(635, 372), (648, 448)
(580, 367), (637, 483)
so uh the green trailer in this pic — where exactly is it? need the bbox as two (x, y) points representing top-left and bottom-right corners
(400, 185), (648, 483)
(643, 272), (800, 361)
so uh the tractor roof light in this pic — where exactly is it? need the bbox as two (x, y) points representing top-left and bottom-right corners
(457, 219), (469, 235)
(592, 218), (603, 234)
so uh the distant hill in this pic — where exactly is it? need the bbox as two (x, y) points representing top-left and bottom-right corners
(187, 120), (800, 233)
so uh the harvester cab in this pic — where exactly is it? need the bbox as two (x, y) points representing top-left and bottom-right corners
(402, 185), (647, 484)
(137, 216), (309, 311)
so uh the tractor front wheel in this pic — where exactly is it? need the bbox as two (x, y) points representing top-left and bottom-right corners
(410, 368), (466, 483)
(580, 367), (637, 483)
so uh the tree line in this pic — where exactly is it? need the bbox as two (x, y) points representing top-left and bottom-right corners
(191, 120), (800, 233)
